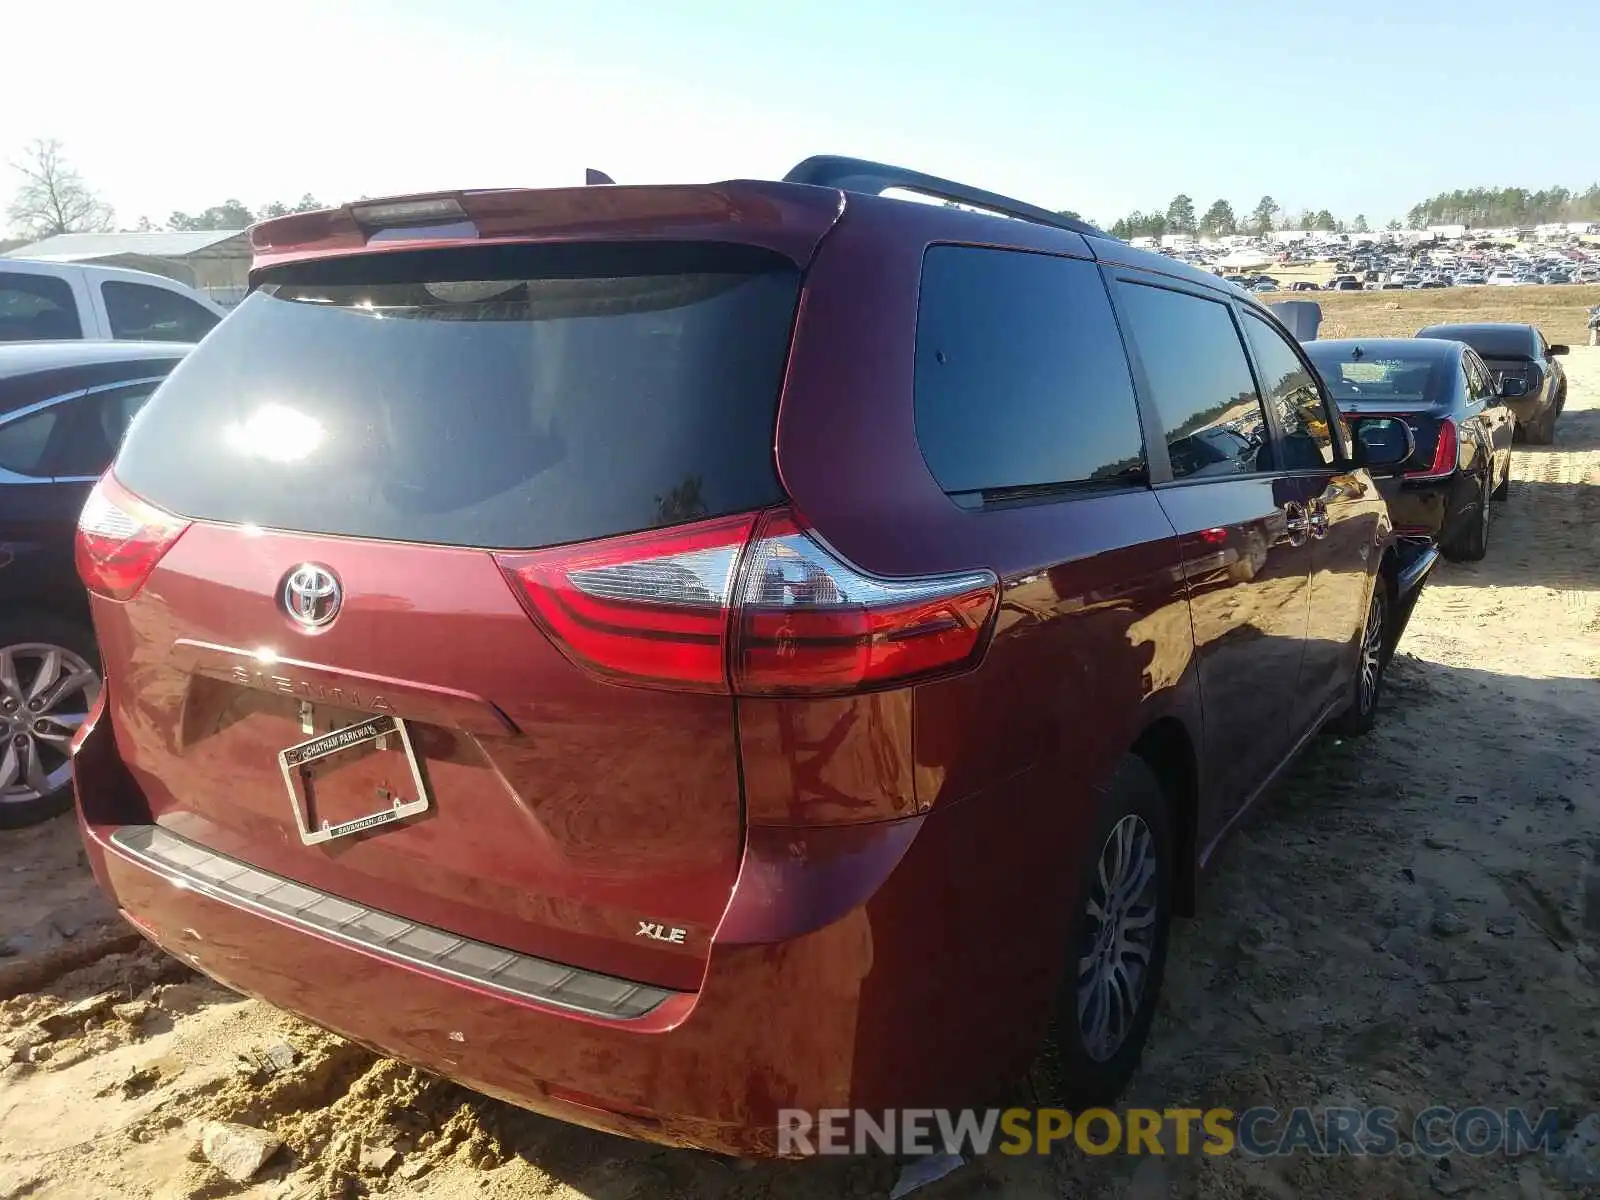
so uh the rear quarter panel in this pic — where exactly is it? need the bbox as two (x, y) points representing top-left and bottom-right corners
(768, 197), (1199, 1099)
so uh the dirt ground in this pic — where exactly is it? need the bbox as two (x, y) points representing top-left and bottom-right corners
(3, 348), (1599, 1200)
(1306, 284), (1600, 346)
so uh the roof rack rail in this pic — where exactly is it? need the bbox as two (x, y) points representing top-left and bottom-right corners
(782, 155), (1106, 238)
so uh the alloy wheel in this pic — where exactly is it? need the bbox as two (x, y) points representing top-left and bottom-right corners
(0, 644), (100, 806)
(1357, 593), (1385, 714)
(1077, 813), (1159, 1062)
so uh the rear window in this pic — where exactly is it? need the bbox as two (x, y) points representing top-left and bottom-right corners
(114, 243), (800, 549)
(913, 247), (1145, 497)
(1304, 347), (1444, 408)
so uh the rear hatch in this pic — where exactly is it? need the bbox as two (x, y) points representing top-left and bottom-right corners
(82, 229), (813, 991)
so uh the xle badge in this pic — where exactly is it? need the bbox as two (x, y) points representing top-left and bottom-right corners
(637, 921), (687, 945)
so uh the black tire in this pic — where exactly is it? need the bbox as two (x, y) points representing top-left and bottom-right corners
(1029, 756), (1173, 1108)
(1440, 474), (1490, 563)
(1328, 583), (1390, 738)
(0, 613), (101, 830)
(1491, 459), (1510, 501)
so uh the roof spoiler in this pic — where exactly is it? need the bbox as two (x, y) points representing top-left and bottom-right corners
(782, 155), (1107, 239)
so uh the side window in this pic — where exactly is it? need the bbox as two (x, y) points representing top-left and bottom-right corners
(914, 247), (1145, 496)
(1243, 312), (1338, 469)
(0, 272), (83, 342)
(1464, 354), (1491, 403)
(101, 281), (220, 343)
(1114, 281), (1271, 480)
(52, 382), (164, 478)
(0, 409), (61, 476)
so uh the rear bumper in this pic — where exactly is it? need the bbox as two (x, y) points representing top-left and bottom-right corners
(73, 703), (1076, 1157)
(1387, 472), (1478, 540)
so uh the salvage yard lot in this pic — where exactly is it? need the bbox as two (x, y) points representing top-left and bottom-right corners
(3, 330), (1599, 1200)
(1296, 283), (1600, 345)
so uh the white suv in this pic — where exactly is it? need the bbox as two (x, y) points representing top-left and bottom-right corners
(0, 259), (225, 344)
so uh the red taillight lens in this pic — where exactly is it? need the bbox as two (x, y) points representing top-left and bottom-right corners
(730, 511), (998, 695)
(75, 474), (190, 601)
(494, 514), (757, 692)
(1407, 417), (1458, 480)
(494, 509), (999, 696)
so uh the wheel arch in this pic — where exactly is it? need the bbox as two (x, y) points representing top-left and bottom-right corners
(1129, 716), (1200, 917)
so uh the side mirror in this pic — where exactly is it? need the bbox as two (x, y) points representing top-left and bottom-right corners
(1346, 415), (1417, 473)
(1548, 344), (1569, 356)
(1498, 377), (1530, 398)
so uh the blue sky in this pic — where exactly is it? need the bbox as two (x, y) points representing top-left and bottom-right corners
(4, 0), (1592, 231)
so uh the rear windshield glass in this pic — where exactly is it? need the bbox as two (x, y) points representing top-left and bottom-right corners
(114, 243), (799, 549)
(1305, 348), (1443, 408)
(1416, 325), (1533, 360)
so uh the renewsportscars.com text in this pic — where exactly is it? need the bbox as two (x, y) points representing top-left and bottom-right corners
(777, 1106), (1562, 1158)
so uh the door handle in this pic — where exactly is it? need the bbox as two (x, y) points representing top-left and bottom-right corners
(1308, 499), (1330, 539)
(1282, 501), (1309, 546)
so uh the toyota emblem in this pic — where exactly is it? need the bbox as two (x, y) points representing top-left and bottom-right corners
(282, 564), (342, 629)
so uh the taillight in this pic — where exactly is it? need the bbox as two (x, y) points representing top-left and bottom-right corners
(1407, 417), (1458, 480)
(493, 514), (756, 693)
(494, 509), (999, 696)
(75, 474), (191, 601)
(730, 510), (997, 695)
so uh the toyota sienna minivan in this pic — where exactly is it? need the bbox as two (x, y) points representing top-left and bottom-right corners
(70, 157), (1431, 1156)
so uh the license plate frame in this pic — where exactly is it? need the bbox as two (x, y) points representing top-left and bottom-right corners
(277, 713), (430, 846)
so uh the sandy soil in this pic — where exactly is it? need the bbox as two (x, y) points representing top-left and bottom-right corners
(3, 351), (1599, 1200)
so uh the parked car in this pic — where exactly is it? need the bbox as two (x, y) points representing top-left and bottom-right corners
(1414, 322), (1568, 443)
(0, 259), (223, 344)
(0, 340), (189, 826)
(1305, 338), (1513, 562)
(70, 158), (1431, 1157)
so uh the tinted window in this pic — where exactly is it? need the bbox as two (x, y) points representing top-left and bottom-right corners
(0, 273), (82, 342)
(52, 382), (162, 477)
(0, 409), (59, 476)
(101, 281), (220, 342)
(1464, 353), (1493, 404)
(114, 243), (799, 549)
(914, 248), (1144, 495)
(1244, 312), (1338, 469)
(1114, 281), (1270, 480)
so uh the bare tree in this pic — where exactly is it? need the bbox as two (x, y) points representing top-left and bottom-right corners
(7, 139), (114, 237)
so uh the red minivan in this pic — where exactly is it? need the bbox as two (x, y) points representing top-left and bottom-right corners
(70, 158), (1429, 1156)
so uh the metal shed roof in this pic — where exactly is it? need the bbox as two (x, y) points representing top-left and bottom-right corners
(2, 230), (248, 261)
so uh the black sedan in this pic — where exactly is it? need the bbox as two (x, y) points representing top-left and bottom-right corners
(1414, 322), (1568, 444)
(1304, 337), (1515, 562)
(0, 340), (190, 826)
